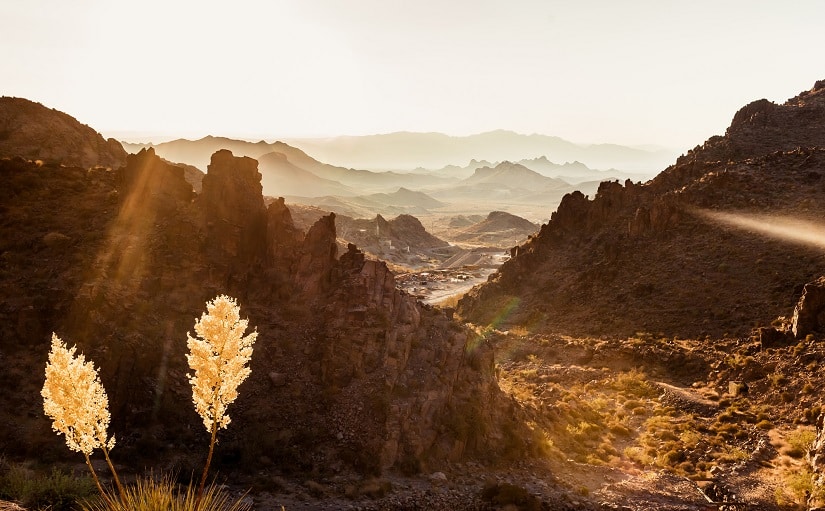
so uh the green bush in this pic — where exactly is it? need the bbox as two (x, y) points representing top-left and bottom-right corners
(0, 462), (97, 511)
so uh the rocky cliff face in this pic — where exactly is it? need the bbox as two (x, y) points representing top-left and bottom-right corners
(0, 97), (127, 168)
(0, 148), (526, 474)
(459, 81), (825, 338)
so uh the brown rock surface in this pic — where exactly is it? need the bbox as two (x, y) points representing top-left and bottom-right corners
(0, 97), (126, 168)
(792, 276), (825, 339)
(459, 81), (825, 338)
(0, 147), (525, 475)
(201, 149), (267, 264)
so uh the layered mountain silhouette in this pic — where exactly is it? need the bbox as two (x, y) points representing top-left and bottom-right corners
(287, 187), (446, 219)
(428, 161), (599, 213)
(124, 133), (660, 223)
(257, 151), (357, 197)
(284, 130), (676, 171)
(517, 156), (651, 184)
(459, 80), (825, 338)
(124, 136), (454, 196)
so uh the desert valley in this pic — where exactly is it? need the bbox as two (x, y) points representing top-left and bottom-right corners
(2, 78), (825, 511)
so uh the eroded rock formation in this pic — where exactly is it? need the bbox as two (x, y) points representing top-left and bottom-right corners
(0, 148), (525, 475)
(793, 277), (825, 339)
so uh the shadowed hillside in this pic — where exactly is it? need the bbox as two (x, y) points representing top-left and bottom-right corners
(459, 80), (825, 338)
(0, 148), (535, 479)
(0, 97), (126, 168)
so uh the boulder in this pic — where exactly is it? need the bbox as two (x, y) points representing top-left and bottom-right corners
(792, 277), (825, 338)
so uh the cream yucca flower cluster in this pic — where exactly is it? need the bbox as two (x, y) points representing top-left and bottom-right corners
(40, 295), (256, 507)
(186, 295), (257, 433)
(42, 333), (115, 455)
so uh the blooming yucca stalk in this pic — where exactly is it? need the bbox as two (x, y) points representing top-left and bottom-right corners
(41, 333), (126, 501)
(186, 295), (257, 502)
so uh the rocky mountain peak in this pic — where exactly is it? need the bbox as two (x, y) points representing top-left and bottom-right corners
(0, 96), (126, 168)
(118, 147), (193, 204)
(459, 80), (825, 337)
(201, 149), (267, 263)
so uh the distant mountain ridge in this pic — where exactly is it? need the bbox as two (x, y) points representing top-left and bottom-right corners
(123, 136), (455, 197)
(257, 151), (357, 197)
(517, 156), (652, 184)
(123, 130), (676, 175)
(462, 162), (570, 190)
(450, 211), (539, 247)
(283, 130), (676, 172)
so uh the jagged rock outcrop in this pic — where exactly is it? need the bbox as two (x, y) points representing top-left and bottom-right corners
(296, 243), (527, 470)
(118, 148), (194, 205)
(0, 146), (524, 475)
(334, 213), (454, 266)
(459, 81), (825, 337)
(266, 197), (304, 263)
(295, 212), (338, 297)
(793, 277), (825, 339)
(0, 97), (126, 168)
(201, 149), (267, 264)
(672, 81), (825, 180)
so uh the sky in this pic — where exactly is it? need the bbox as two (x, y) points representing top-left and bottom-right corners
(1, 0), (822, 151)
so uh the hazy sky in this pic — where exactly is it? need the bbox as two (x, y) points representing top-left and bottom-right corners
(1, 0), (822, 150)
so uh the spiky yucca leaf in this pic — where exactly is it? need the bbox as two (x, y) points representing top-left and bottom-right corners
(79, 475), (251, 511)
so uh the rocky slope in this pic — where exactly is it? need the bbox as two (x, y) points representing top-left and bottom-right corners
(0, 148), (531, 477)
(0, 97), (126, 168)
(459, 80), (825, 338)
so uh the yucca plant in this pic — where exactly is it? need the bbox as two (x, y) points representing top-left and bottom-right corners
(41, 333), (126, 501)
(186, 295), (257, 505)
(79, 474), (251, 511)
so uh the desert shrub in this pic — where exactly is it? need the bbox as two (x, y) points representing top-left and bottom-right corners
(725, 353), (753, 369)
(610, 369), (657, 398)
(79, 474), (250, 511)
(805, 405), (822, 423)
(0, 462), (96, 511)
(784, 468), (819, 505)
(714, 422), (740, 440)
(717, 446), (748, 463)
(657, 429), (679, 442)
(609, 423), (631, 437)
(661, 448), (686, 465)
(622, 399), (644, 410)
(783, 428), (816, 458)
(624, 446), (653, 466)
